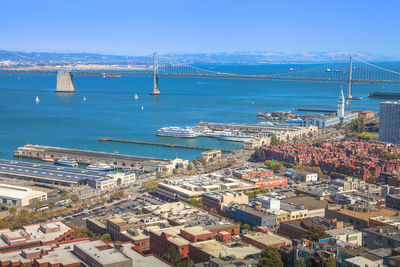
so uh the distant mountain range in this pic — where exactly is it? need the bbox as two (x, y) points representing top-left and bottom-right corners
(0, 50), (398, 64)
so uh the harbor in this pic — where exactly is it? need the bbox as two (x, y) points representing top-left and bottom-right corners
(98, 137), (237, 152)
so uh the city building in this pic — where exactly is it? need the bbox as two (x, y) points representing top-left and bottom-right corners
(232, 167), (274, 179)
(0, 238), (170, 267)
(330, 177), (366, 192)
(362, 226), (400, 249)
(358, 110), (375, 118)
(326, 228), (362, 246)
(263, 140), (400, 180)
(189, 239), (261, 264)
(281, 196), (328, 218)
(0, 221), (74, 253)
(0, 159), (135, 191)
(379, 101), (400, 144)
(255, 195), (280, 210)
(279, 217), (342, 240)
(201, 150), (221, 161)
(228, 204), (278, 231)
(241, 230), (291, 249)
(252, 176), (288, 188)
(155, 176), (256, 202)
(202, 191), (248, 213)
(343, 256), (381, 267)
(326, 205), (400, 230)
(0, 183), (47, 206)
(369, 216), (400, 228)
(386, 194), (400, 210)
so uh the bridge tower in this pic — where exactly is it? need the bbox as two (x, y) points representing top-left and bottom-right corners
(347, 56), (353, 99)
(150, 52), (161, 95)
(56, 71), (75, 93)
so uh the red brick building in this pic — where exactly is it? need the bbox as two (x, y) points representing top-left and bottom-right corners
(254, 177), (288, 188)
(263, 140), (400, 180)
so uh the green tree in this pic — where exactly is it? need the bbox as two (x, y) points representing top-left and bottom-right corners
(324, 257), (336, 267)
(101, 233), (112, 242)
(136, 209), (144, 215)
(8, 206), (17, 216)
(172, 168), (178, 174)
(187, 163), (194, 171)
(199, 157), (207, 166)
(71, 194), (79, 205)
(48, 202), (55, 210)
(34, 199), (44, 208)
(302, 226), (330, 242)
(61, 191), (69, 200)
(296, 259), (307, 267)
(242, 224), (252, 231)
(270, 135), (280, 146)
(259, 247), (284, 267)
(189, 198), (202, 208)
(163, 247), (190, 267)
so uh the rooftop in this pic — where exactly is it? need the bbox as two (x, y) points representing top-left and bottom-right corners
(190, 239), (261, 259)
(281, 196), (328, 210)
(242, 232), (291, 247)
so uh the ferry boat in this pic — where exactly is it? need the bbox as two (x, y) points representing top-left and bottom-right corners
(41, 157), (55, 163)
(55, 157), (78, 167)
(156, 127), (199, 138)
(218, 130), (254, 142)
(87, 162), (114, 171)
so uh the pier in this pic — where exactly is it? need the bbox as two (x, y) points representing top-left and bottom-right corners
(98, 137), (237, 153)
(295, 108), (336, 113)
(14, 144), (171, 171)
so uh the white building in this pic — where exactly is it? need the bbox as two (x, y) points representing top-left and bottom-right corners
(338, 87), (345, 118)
(326, 228), (362, 246)
(0, 184), (47, 206)
(304, 173), (318, 182)
(88, 172), (135, 191)
(157, 158), (189, 174)
(255, 196), (280, 210)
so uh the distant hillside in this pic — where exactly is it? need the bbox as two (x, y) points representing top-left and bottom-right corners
(0, 50), (397, 64)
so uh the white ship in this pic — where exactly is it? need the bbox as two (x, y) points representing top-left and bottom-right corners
(134, 93), (139, 100)
(35, 96), (40, 103)
(218, 130), (254, 142)
(156, 127), (199, 138)
(87, 162), (114, 171)
(55, 157), (78, 167)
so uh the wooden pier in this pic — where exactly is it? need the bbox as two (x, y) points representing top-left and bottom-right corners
(98, 137), (237, 153)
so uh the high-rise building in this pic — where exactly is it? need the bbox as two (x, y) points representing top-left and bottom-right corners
(379, 101), (400, 144)
(337, 88), (345, 118)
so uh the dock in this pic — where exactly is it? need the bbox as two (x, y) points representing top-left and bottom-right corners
(295, 108), (336, 113)
(98, 137), (237, 153)
(14, 144), (170, 171)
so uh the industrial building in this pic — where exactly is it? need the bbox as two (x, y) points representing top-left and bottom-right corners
(0, 183), (47, 206)
(0, 159), (135, 191)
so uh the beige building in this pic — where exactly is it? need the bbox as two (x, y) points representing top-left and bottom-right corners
(326, 228), (362, 246)
(0, 183), (47, 206)
(202, 191), (248, 212)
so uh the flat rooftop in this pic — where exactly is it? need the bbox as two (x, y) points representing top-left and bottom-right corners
(0, 159), (112, 183)
(74, 240), (131, 265)
(191, 239), (261, 259)
(242, 232), (291, 246)
(282, 196), (328, 210)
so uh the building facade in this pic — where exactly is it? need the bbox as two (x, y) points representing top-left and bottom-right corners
(379, 101), (400, 144)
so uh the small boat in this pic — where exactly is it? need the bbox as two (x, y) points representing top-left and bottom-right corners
(141, 105), (144, 111)
(83, 97), (86, 101)
(35, 96), (40, 103)
(41, 157), (55, 163)
(134, 93), (139, 100)
(87, 162), (114, 171)
(55, 157), (78, 167)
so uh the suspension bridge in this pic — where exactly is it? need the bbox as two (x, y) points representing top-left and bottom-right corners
(1, 53), (400, 99)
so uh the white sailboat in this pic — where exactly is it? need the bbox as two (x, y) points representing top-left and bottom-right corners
(83, 97), (86, 101)
(141, 105), (144, 111)
(35, 96), (39, 103)
(134, 93), (139, 100)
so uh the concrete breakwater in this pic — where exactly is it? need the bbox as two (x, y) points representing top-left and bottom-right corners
(98, 137), (237, 153)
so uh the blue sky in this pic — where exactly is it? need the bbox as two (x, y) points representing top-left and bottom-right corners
(1, 0), (399, 56)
